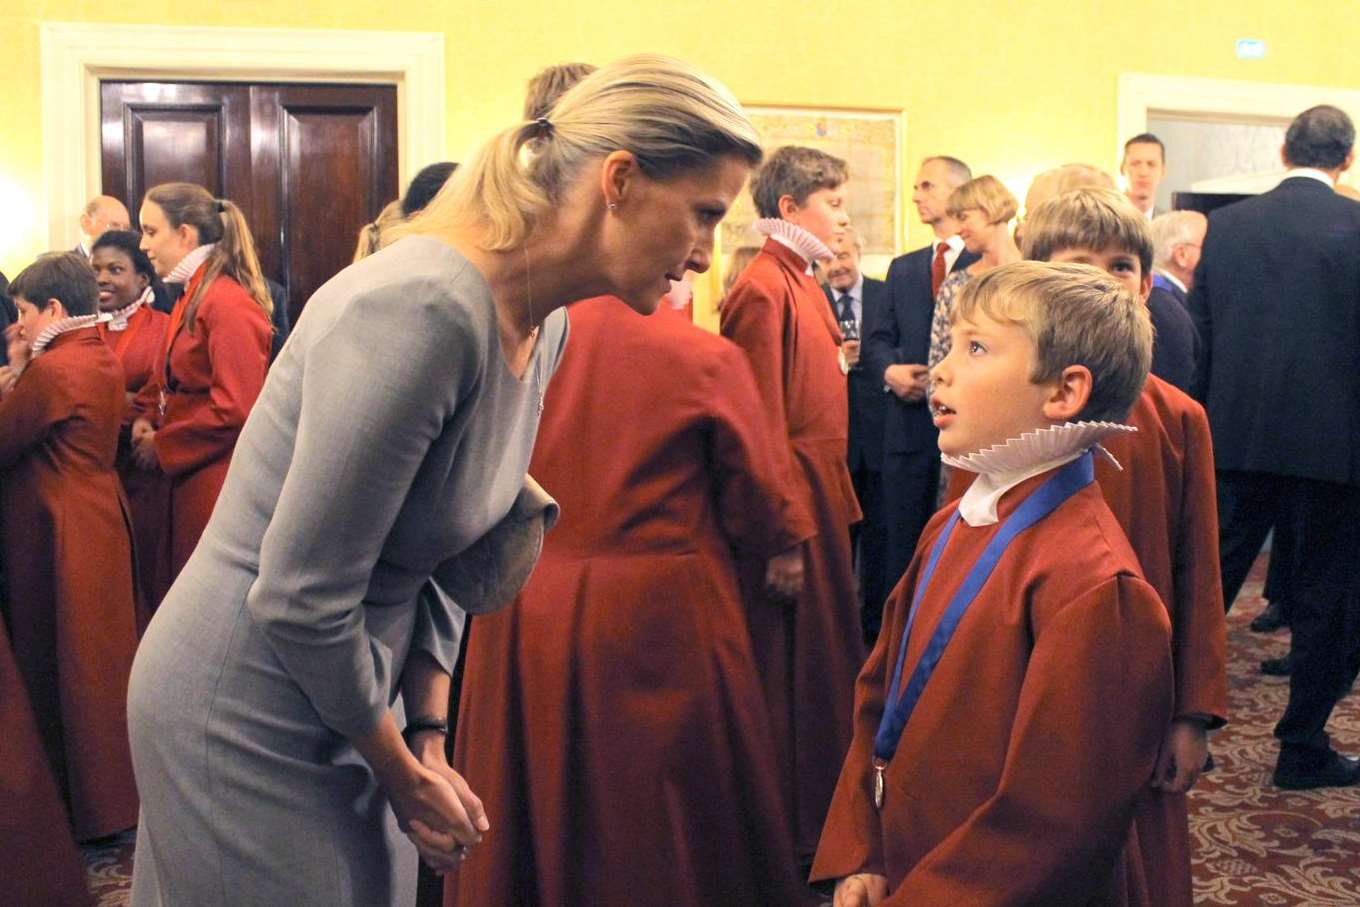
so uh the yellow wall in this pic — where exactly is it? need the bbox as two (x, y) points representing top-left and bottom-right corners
(3, 0), (1359, 278)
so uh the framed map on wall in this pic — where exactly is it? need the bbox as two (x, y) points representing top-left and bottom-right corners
(722, 106), (902, 273)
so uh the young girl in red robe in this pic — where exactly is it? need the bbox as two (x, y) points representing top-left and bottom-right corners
(812, 262), (1173, 906)
(92, 229), (172, 622)
(720, 145), (865, 866)
(0, 252), (140, 841)
(130, 182), (272, 583)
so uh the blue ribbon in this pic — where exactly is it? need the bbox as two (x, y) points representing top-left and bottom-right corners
(872, 451), (1096, 765)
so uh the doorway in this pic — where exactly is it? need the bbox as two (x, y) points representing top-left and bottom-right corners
(101, 80), (398, 324)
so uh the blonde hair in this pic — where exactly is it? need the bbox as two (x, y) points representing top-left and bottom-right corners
(352, 200), (406, 263)
(393, 55), (762, 251)
(1022, 186), (1154, 275)
(144, 182), (271, 332)
(1024, 164), (1115, 215)
(721, 245), (762, 302)
(946, 174), (1017, 223)
(953, 260), (1152, 422)
(523, 63), (598, 120)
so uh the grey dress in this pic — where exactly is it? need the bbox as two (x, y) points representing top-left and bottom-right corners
(127, 236), (568, 907)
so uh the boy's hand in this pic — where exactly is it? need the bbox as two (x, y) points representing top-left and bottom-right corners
(834, 873), (889, 907)
(1151, 718), (1209, 793)
(765, 546), (805, 599)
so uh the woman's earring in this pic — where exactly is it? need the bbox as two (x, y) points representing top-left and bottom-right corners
(607, 202), (617, 210)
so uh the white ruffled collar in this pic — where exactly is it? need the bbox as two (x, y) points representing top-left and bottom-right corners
(943, 421), (1136, 527)
(105, 287), (152, 331)
(754, 218), (835, 271)
(165, 243), (216, 286)
(30, 313), (106, 358)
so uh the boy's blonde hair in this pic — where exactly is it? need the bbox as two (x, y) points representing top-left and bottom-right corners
(952, 261), (1152, 422)
(750, 146), (848, 219)
(946, 174), (1018, 224)
(392, 55), (762, 251)
(1021, 186), (1154, 274)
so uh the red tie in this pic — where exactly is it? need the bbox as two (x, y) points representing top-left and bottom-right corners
(931, 242), (949, 298)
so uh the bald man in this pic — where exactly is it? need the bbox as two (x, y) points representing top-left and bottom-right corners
(76, 195), (131, 257)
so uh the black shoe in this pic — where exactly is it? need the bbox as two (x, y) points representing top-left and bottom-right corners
(1250, 601), (1290, 632)
(1273, 752), (1360, 790)
(1261, 654), (1295, 676)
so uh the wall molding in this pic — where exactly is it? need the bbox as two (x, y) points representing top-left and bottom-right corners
(39, 21), (445, 250)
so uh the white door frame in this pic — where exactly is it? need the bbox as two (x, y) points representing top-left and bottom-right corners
(1117, 73), (1360, 190)
(39, 21), (445, 250)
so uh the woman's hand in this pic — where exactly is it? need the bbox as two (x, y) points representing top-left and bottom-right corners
(405, 732), (488, 873)
(765, 545), (805, 599)
(834, 873), (889, 907)
(131, 418), (159, 469)
(0, 366), (17, 398)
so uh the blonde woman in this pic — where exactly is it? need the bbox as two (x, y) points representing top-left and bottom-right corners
(926, 175), (1020, 367)
(353, 200), (406, 263)
(127, 55), (764, 907)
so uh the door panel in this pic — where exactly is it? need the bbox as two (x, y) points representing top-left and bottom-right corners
(101, 80), (397, 321)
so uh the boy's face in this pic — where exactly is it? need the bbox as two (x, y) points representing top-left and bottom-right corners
(930, 310), (1061, 457)
(784, 185), (849, 248)
(14, 295), (66, 344)
(1045, 246), (1152, 302)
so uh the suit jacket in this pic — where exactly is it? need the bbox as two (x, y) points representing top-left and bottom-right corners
(1152, 273), (1186, 307)
(863, 245), (978, 455)
(825, 276), (889, 471)
(1146, 285), (1200, 397)
(1190, 176), (1360, 484)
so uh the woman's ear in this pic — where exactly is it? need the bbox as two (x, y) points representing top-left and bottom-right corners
(1041, 364), (1093, 422)
(136, 272), (150, 293)
(599, 150), (640, 210)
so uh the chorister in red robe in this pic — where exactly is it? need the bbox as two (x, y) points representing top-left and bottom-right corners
(0, 621), (90, 906)
(944, 375), (1226, 906)
(100, 298), (172, 625)
(721, 235), (865, 860)
(0, 327), (140, 841)
(132, 268), (270, 579)
(446, 297), (818, 907)
(812, 453), (1174, 905)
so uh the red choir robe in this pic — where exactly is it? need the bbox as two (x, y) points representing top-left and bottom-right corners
(100, 302), (172, 625)
(131, 269), (270, 579)
(720, 237), (865, 860)
(944, 376), (1226, 906)
(811, 469), (1174, 906)
(0, 621), (90, 906)
(446, 297), (818, 907)
(0, 328), (140, 841)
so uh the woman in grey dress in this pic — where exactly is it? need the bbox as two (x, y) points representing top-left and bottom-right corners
(127, 54), (764, 906)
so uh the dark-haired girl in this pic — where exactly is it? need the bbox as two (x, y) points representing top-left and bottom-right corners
(129, 183), (272, 583)
(92, 230), (173, 621)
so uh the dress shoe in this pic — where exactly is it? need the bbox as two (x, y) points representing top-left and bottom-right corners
(1273, 751), (1360, 790)
(1250, 601), (1290, 632)
(1261, 653), (1295, 676)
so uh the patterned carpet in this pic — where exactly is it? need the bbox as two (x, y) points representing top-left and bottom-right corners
(80, 559), (1360, 906)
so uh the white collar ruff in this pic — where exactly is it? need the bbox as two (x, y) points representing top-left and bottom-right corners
(165, 243), (216, 286)
(105, 287), (152, 331)
(30, 313), (107, 358)
(943, 421), (1136, 527)
(754, 218), (835, 268)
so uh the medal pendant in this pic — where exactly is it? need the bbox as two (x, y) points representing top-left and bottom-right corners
(872, 758), (886, 810)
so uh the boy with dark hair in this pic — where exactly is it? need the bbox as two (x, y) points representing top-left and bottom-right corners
(0, 252), (140, 841)
(1019, 187), (1227, 907)
(721, 144), (863, 866)
(813, 261), (1173, 905)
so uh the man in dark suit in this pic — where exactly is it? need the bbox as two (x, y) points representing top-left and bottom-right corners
(1190, 104), (1360, 790)
(823, 230), (889, 642)
(862, 156), (977, 639)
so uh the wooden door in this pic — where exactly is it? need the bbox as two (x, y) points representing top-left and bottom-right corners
(101, 81), (398, 323)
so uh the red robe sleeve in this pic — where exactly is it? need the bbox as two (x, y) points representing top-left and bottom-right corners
(887, 574), (1172, 906)
(1171, 404), (1228, 725)
(707, 340), (817, 559)
(154, 288), (269, 475)
(719, 272), (813, 530)
(0, 363), (65, 469)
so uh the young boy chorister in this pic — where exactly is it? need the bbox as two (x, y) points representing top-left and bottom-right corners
(720, 146), (864, 864)
(812, 261), (1173, 905)
(1021, 188), (1227, 907)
